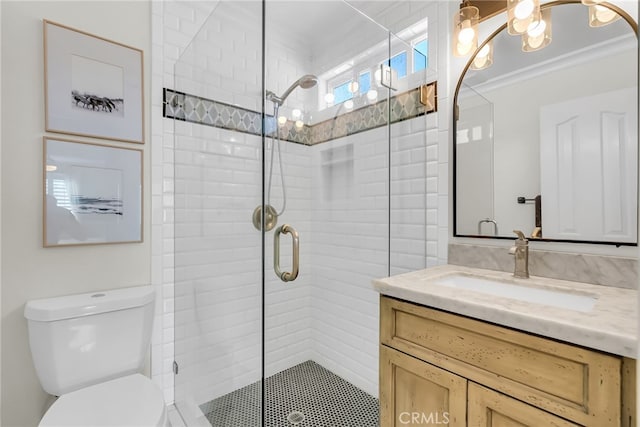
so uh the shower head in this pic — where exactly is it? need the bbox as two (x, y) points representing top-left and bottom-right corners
(297, 74), (318, 89)
(267, 74), (318, 106)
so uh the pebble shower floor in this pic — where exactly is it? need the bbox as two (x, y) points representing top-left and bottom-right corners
(199, 361), (379, 426)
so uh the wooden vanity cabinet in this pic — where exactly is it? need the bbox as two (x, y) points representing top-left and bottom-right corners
(379, 296), (636, 427)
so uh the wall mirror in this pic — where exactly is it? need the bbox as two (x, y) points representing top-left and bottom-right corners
(454, 1), (638, 245)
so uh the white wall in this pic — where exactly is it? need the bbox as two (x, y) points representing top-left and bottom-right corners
(1, 2), (151, 426)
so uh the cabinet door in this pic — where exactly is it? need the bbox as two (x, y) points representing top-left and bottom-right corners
(380, 346), (466, 427)
(468, 383), (581, 427)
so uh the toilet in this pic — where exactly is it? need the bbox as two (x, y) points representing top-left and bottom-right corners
(24, 285), (169, 427)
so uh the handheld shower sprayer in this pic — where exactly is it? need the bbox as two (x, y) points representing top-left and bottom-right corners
(266, 74), (318, 106)
(252, 74), (318, 232)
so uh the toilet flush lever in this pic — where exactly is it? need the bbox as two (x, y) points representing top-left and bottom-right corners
(274, 224), (299, 282)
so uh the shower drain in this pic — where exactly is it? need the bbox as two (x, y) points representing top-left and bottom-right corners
(287, 410), (305, 425)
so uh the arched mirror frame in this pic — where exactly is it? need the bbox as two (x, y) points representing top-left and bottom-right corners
(452, 0), (639, 246)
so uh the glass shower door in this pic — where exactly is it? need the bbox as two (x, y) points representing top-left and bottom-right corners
(172, 1), (265, 425)
(171, 1), (434, 425)
(261, 2), (391, 425)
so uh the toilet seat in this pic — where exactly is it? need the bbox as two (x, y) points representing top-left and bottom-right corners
(39, 374), (167, 427)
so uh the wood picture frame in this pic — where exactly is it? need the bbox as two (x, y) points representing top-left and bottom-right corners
(44, 20), (144, 143)
(43, 137), (143, 247)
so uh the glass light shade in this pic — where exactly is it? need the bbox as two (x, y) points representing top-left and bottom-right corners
(507, 0), (540, 35)
(453, 4), (479, 57)
(348, 81), (359, 93)
(291, 108), (302, 118)
(366, 89), (378, 101)
(522, 8), (552, 52)
(581, 0), (604, 5)
(589, 4), (621, 27)
(344, 100), (354, 110)
(277, 115), (287, 126)
(294, 120), (304, 129)
(470, 40), (493, 70)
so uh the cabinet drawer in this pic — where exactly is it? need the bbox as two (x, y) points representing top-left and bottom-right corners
(380, 296), (621, 426)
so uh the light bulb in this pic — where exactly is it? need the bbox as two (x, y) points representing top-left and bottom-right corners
(344, 100), (354, 110)
(295, 120), (304, 129)
(473, 55), (488, 69)
(46, 165), (57, 172)
(324, 93), (335, 104)
(367, 89), (378, 101)
(477, 43), (490, 58)
(348, 81), (359, 93)
(514, 0), (534, 19)
(525, 33), (545, 49)
(277, 116), (287, 126)
(456, 41), (474, 56)
(458, 20), (475, 44)
(292, 108), (301, 119)
(471, 41), (493, 70)
(594, 5), (618, 23)
(374, 69), (382, 83)
(527, 18), (546, 37)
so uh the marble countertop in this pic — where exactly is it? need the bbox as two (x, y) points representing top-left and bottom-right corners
(373, 264), (638, 358)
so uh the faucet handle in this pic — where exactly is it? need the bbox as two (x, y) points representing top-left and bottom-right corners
(513, 230), (527, 241)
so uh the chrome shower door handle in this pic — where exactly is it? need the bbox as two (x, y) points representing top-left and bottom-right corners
(274, 224), (299, 282)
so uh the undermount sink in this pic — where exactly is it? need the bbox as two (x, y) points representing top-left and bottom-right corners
(432, 273), (598, 313)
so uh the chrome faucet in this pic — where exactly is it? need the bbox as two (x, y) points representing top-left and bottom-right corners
(509, 230), (529, 278)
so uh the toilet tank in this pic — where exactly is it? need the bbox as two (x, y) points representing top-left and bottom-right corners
(24, 285), (155, 396)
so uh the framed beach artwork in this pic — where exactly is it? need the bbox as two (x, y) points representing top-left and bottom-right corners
(44, 20), (144, 143)
(43, 137), (143, 247)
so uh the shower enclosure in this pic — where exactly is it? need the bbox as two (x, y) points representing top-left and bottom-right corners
(168, 1), (433, 425)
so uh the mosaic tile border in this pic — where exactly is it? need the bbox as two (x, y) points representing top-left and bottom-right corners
(164, 85), (435, 145)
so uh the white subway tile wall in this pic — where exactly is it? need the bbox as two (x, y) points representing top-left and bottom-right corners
(152, 0), (449, 412)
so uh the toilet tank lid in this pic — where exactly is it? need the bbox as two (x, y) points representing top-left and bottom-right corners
(24, 285), (155, 322)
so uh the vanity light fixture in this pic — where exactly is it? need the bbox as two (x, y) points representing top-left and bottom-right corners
(456, 0), (623, 61)
(470, 40), (493, 70)
(507, 0), (540, 35)
(589, 4), (621, 27)
(522, 8), (552, 52)
(453, 0), (479, 57)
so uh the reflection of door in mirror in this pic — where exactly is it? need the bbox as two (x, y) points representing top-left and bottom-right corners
(540, 88), (637, 243)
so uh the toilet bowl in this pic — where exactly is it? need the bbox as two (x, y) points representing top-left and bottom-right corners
(24, 286), (168, 427)
(39, 374), (168, 427)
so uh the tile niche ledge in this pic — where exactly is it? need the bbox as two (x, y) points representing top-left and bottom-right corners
(448, 242), (638, 289)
